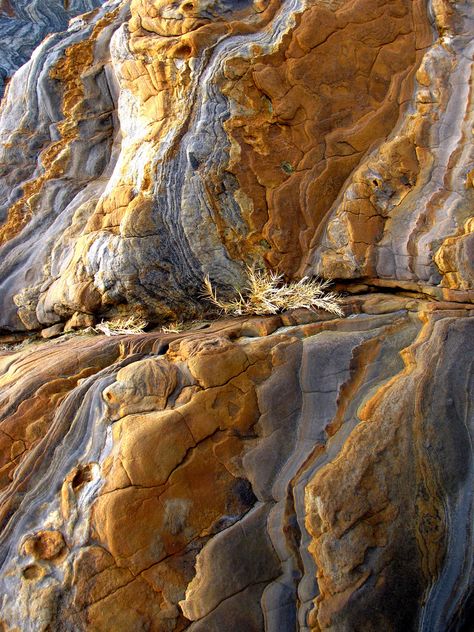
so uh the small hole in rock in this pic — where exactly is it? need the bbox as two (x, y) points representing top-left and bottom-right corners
(72, 464), (93, 491)
(175, 44), (192, 58)
(23, 565), (42, 580)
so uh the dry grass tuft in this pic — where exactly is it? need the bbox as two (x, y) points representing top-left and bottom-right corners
(161, 322), (185, 334)
(95, 315), (148, 336)
(203, 267), (344, 317)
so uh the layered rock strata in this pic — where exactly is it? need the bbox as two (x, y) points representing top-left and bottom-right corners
(0, 0), (473, 630)
(0, 0), (472, 331)
(0, 296), (472, 630)
(0, 0), (104, 97)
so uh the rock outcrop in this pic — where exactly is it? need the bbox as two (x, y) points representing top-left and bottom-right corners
(0, 0), (473, 630)
(0, 0), (105, 97)
(0, 297), (473, 630)
(0, 0), (472, 331)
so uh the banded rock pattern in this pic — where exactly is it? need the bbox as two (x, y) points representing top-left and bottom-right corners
(0, 296), (473, 630)
(0, 0), (472, 331)
(0, 0), (105, 96)
(0, 0), (473, 631)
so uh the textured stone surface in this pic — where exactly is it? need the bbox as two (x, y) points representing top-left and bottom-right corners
(0, 0), (104, 97)
(0, 0), (473, 630)
(0, 0), (472, 331)
(0, 297), (473, 630)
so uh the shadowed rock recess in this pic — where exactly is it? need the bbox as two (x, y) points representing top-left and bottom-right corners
(0, 0), (472, 630)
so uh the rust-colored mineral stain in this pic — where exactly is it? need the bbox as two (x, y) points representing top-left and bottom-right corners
(0, 0), (14, 16)
(222, 0), (429, 275)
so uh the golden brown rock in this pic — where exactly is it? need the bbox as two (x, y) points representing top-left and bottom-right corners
(22, 530), (66, 561)
(0, 0), (473, 630)
(0, 298), (472, 630)
(0, 0), (471, 330)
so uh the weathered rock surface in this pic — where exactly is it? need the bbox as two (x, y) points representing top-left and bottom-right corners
(0, 296), (472, 630)
(0, 0), (473, 630)
(0, 0), (104, 97)
(0, 0), (472, 331)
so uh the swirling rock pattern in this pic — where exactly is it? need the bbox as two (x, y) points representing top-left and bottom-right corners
(0, 297), (473, 630)
(0, 0), (473, 630)
(0, 0), (472, 331)
(0, 0), (105, 96)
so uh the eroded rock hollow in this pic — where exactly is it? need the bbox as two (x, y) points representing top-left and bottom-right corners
(0, 0), (472, 630)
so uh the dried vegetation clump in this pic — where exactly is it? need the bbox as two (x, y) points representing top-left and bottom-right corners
(39, 270), (343, 340)
(94, 315), (148, 336)
(203, 267), (344, 317)
(160, 322), (186, 333)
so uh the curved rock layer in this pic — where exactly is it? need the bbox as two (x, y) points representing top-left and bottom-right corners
(0, 0), (472, 331)
(0, 296), (473, 631)
(0, 0), (105, 96)
(0, 0), (473, 630)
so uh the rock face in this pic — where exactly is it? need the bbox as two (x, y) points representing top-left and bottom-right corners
(0, 0), (473, 630)
(0, 298), (473, 631)
(0, 0), (105, 97)
(0, 0), (472, 331)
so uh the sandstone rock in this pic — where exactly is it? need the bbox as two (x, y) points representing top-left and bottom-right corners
(0, 0), (104, 97)
(0, 0), (472, 630)
(0, 0), (471, 330)
(0, 299), (472, 630)
(40, 323), (64, 339)
(64, 312), (95, 331)
(22, 530), (65, 561)
(0, 333), (24, 345)
(102, 356), (179, 420)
